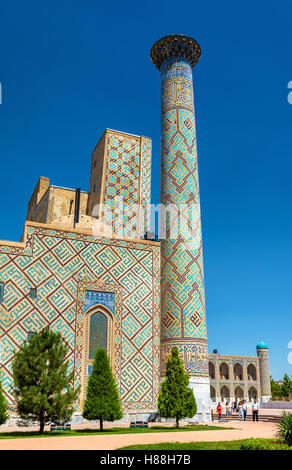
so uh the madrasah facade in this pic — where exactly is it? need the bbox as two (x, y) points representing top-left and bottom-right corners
(0, 35), (271, 423)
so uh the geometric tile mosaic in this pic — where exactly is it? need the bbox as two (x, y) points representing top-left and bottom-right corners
(103, 131), (152, 237)
(0, 222), (160, 411)
(159, 57), (208, 376)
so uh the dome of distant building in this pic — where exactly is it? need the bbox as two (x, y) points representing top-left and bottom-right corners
(256, 342), (269, 349)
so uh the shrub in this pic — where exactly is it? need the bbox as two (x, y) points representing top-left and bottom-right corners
(276, 411), (292, 446)
(240, 438), (290, 450)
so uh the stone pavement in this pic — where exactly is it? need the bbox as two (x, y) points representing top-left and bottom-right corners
(0, 421), (277, 450)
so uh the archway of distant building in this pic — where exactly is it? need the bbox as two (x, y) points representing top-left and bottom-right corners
(210, 385), (216, 402)
(219, 362), (229, 380)
(209, 361), (215, 379)
(248, 386), (258, 401)
(233, 362), (243, 380)
(220, 385), (230, 401)
(234, 385), (244, 399)
(247, 363), (257, 381)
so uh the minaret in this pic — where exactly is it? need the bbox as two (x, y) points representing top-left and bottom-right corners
(257, 342), (272, 401)
(151, 35), (210, 420)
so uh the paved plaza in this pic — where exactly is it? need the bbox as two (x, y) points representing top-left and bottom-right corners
(0, 421), (277, 450)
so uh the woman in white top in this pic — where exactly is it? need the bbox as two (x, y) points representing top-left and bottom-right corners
(238, 401), (243, 419)
(225, 401), (231, 420)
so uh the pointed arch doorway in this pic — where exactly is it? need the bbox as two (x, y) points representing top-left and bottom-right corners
(86, 305), (114, 369)
(75, 281), (123, 407)
(82, 304), (114, 398)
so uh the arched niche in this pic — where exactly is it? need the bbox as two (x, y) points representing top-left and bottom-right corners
(209, 361), (215, 379)
(247, 363), (257, 381)
(219, 362), (229, 380)
(248, 386), (258, 401)
(234, 385), (244, 399)
(210, 385), (216, 402)
(82, 305), (114, 399)
(233, 362), (243, 380)
(220, 385), (230, 401)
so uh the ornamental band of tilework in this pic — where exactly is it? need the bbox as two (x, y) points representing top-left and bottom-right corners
(151, 35), (208, 376)
(0, 223), (161, 412)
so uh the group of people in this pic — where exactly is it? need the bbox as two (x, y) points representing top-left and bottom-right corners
(216, 399), (259, 421)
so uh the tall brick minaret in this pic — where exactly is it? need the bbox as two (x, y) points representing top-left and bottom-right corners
(257, 342), (272, 401)
(151, 35), (210, 421)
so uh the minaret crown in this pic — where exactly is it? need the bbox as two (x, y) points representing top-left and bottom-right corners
(150, 34), (201, 70)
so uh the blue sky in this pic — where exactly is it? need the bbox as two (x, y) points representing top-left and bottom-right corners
(0, 0), (291, 379)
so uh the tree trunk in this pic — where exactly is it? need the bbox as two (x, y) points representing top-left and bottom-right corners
(176, 417), (179, 428)
(99, 418), (103, 431)
(39, 417), (45, 434)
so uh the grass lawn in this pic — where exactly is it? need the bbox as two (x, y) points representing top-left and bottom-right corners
(0, 424), (227, 440)
(117, 439), (272, 450)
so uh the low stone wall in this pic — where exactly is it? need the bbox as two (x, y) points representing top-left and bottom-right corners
(261, 401), (292, 409)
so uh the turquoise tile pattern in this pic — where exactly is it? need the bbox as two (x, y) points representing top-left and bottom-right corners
(103, 131), (152, 238)
(0, 224), (160, 411)
(151, 35), (208, 376)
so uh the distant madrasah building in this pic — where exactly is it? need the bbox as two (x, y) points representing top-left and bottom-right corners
(0, 35), (271, 423)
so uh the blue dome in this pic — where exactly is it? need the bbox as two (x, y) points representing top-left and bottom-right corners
(256, 342), (269, 349)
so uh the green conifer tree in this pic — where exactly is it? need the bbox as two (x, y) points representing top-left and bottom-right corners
(0, 375), (8, 425)
(281, 374), (292, 397)
(158, 347), (197, 428)
(83, 348), (123, 430)
(12, 328), (79, 434)
(271, 376), (283, 398)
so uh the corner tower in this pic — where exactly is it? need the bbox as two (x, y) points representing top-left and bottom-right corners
(257, 342), (271, 401)
(151, 35), (210, 420)
(88, 129), (152, 238)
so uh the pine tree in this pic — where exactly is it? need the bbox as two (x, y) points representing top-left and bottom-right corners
(158, 347), (197, 428)
(271, 374), (292, 398)
(281, 374), (292, 397)
(0, 375), (8, 425)
(12, 328), (79, 434)
(271, 376), (283, 398)
(83, 348), (123, 430)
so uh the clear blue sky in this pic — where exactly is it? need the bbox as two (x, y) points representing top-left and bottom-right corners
(0, 0), (291, 379)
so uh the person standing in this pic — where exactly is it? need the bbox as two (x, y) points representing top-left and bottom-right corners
(238, 401), (243, 420)
(252, 399), (259, 422)
(217, 402), (222, 420)
(225, 401), (232, 421)
(242, 400), (247, 421)
(233, 398), (238, 413)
